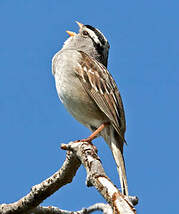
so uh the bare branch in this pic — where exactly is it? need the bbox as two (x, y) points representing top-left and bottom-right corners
(29, 203), (112, 214)
(0, 151), (81, 214)
(62, 141), (137, 214)
(0, 140), (138, 214)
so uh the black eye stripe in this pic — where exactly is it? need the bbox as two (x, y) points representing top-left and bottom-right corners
(88, 33), (104, 56)
(85, 25), (106, 45)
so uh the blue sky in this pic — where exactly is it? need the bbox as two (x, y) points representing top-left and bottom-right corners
(0, 0), (178, 213)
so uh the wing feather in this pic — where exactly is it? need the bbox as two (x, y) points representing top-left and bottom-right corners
(75, 51), (126, 139)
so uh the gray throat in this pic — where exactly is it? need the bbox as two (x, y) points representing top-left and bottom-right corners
(62, 36), (108, 67)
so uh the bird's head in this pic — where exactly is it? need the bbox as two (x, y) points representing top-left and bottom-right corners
(63, 21), (110, 67)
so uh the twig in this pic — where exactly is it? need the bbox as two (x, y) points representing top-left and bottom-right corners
(61, 141), (137, 214)
(28, 203), (112, 214)
(0, 140), (138, 214)
(0, 151), (81, 214)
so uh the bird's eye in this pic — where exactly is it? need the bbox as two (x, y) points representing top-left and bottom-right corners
(82, 31), (88, 36)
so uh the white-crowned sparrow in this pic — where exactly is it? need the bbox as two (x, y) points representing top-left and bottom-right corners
(52, 22), (128, 195)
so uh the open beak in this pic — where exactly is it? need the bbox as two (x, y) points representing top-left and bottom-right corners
(66, 21), (84, 37)
(75, 21), (84, 29)
(66, 31), (76, 37)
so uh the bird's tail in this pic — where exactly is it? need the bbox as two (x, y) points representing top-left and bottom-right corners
(103, 127), (129, 196)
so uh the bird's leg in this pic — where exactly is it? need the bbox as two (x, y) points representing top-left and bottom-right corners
(80, 122), (110, 143)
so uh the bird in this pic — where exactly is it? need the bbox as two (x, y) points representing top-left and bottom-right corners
(52, 21), (129, 196)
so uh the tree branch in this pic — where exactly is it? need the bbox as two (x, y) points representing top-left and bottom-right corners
(61, 141), (137, 214)
(0, 151), (81, 214)
(28, 203), (112, 214)
(0, 140), (138, 214)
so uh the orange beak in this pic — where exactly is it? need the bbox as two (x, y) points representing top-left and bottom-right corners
(66, 21), (84, 37)
(75, 21), (84, 29)
(66, 31), (76, 37)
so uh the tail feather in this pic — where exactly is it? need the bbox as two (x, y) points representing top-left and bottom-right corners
(103, 126), (128, 196)
(110, 139), (128, 195)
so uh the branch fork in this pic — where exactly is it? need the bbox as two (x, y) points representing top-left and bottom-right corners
(0, 140), (138, 214)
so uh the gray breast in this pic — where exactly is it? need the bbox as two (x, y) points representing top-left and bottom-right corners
(52, 49), (107, 128)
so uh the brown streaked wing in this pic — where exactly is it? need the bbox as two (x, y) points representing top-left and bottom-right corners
(75, 51), (126, 139)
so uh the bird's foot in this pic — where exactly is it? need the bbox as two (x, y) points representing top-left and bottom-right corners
(74, 138), (97, 152)
(79, 122), (110, 143)
(80, 137), (93, 143)
(74, 122), (110, 148)
(74, 137), (93, 144)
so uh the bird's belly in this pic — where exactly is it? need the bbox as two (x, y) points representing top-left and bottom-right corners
(55, 72), (107, 128)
